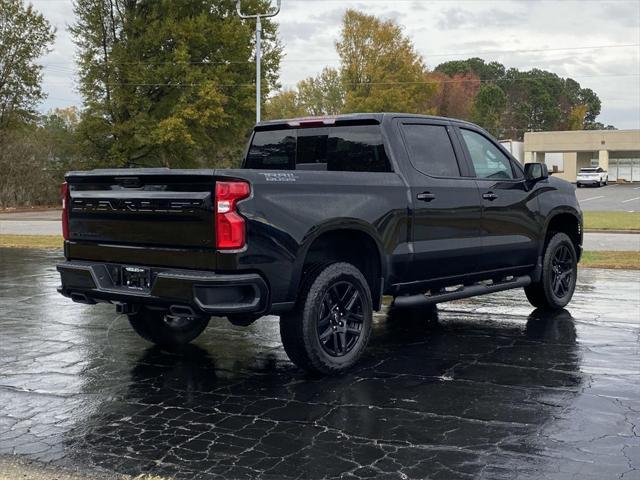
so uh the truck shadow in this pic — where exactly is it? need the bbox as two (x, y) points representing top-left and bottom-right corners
(64, 307), (582, 479)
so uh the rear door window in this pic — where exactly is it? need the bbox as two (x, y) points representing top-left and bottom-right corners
(245, 125), (391, 172)
(401, 124), (461, 177)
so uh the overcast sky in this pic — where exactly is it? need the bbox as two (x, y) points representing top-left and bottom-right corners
(33, 0), (640, 129)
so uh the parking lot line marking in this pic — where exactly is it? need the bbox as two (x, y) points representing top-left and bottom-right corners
(621, 196), (640, 203)
(581, 196), (605, 202)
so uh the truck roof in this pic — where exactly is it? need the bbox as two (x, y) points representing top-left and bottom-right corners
(256, 113), (477, 129)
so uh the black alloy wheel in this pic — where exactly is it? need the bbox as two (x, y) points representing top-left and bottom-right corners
(317, 281), (365, 357)
(524, 232), (577, 311)
(279, 262), (373, 375)
(551, 244), (574, 299)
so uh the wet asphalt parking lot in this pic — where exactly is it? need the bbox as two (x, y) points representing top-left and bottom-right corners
(1, 248), (639, 480)
(576, 184), (640, 212)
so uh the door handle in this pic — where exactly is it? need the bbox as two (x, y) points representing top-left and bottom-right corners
(417, 192), (436, 202)
(482, 192), (498, 201)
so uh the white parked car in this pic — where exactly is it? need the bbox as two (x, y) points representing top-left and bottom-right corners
(577, 167), (608, 187)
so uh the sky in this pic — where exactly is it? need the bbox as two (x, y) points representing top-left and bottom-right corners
(33, 0), (640, 129)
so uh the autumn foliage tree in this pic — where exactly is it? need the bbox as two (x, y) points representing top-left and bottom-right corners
(266, 10), (439, 119)
(427, 71), (480, 120)
(297, 67), (344, 116)
(337, 10), (437, 113)
(436, 58), (603, 139)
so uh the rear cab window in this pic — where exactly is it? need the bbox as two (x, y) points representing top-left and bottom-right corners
(245, 123), (391, 172)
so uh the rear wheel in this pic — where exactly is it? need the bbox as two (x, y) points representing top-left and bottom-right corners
(128, 307), (210, 347)
(525, 232), (577, 310)
(280, 262), (372, 375)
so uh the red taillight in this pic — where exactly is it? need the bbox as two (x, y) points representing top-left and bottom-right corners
(215, 181), (250, 250)
(61, 182), (69, 241)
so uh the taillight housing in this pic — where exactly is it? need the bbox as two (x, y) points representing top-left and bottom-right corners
(61, 181), (70, 241)
(215, 181), (250, 250)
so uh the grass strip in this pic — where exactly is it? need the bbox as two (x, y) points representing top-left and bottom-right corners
(583, 211), (640, 232)
(580, 250), (640, 270)
(0, 234), (63, 249)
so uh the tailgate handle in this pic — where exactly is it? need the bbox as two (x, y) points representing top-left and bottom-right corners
(116, 177), (142, 188)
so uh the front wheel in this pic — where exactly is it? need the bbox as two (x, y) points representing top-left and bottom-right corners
(280, 262), (373, 375)
(128, 307), (210, 347)
(525, 232), (577, 310)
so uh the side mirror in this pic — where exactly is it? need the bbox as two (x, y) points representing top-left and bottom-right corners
(525, 163), (549, 181)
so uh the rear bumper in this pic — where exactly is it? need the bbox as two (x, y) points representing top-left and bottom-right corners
(57, 261), (270, 316)
(576, 179), (601, 185)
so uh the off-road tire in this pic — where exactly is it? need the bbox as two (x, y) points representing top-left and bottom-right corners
(280, 262), (373, 375)
(525, 232), (577, 311)
(128, 307), (210, 347)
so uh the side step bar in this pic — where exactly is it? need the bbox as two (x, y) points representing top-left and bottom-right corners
(393, 275), (532, 308)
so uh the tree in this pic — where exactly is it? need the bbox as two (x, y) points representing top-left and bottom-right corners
(336, 10), (437, 113)
(297, 67), (344, 116)
(567, 104), (588, 131)
(577, 87), (601, 126)
(71, 0), (282, 168)
(435, 57), (505, 82)
(263, 90), (306, 120)
(435, 58), (606, 138)
(0, 0), (55, 131)
(471, 83), (506, 137)
(264, 68), (344, 120)
(41, 107), (83, 171)
(427, 71), (480, 120)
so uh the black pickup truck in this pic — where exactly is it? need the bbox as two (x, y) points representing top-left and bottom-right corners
(58, 114), (582, 374)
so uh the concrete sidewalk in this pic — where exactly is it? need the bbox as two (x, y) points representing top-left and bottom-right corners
(584, 232), (640, 251)
(0, 220), (61, 236)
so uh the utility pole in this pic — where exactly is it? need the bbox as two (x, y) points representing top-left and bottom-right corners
(236, 0), (281, 124)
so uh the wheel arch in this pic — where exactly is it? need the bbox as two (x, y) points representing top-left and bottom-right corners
(542, 208), (583, 261)
(289, 220), (387, 310)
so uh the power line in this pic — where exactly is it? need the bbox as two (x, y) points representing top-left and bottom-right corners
(39, 72), (639, 88)
(39, 43), (639, 68)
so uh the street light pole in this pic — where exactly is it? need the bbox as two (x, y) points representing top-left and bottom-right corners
(236, 0), (281, 124)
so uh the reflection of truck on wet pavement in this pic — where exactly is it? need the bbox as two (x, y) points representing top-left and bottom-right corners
(57, 114), (583, 374)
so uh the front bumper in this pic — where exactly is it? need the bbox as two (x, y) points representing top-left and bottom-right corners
(57, 261), (270, 316)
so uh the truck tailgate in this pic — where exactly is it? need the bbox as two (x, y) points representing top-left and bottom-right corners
(66, 169), (216, 248)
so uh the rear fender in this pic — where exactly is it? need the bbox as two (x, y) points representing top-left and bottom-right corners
(288, 219), (387, 305)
